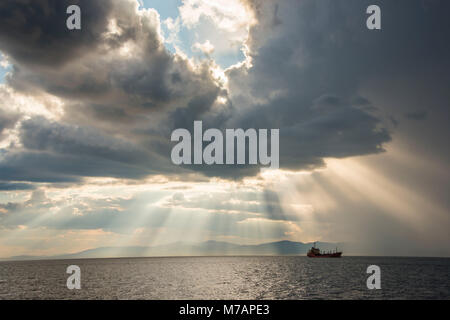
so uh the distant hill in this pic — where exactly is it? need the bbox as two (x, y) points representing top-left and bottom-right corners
(1, 240), (344, 261)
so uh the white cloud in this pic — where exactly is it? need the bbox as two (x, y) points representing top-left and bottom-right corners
(178, 0), (255, 67)
(192, 40), (215, 55)
(179, 0), (254, 33)
(163, 16), (182, 45)
(0, 52), (10, 69)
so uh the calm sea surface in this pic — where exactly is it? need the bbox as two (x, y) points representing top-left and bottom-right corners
(0, 256), (449, 300)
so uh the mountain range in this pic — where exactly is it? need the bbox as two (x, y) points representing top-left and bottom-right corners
(1, 240), (345, 261)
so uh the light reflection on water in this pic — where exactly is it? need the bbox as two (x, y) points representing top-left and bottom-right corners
(0, 256), (449, 299)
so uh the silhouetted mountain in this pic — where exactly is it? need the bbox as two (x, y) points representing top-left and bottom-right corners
(1, 240), (343, 261)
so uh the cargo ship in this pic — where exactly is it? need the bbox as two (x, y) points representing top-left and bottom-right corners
(307, 242), (342, 258)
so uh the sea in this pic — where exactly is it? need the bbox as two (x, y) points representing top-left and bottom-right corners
(0, 256), (449, 300)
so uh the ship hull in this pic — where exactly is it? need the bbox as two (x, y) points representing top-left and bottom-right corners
(307, 252), (342, 258)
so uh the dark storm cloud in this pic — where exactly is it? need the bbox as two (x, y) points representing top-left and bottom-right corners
(0, 110), (18, 132)
(0, 108), (19, 140)
(0, 150), (148, 182)
(0, 182), (35, 191)
(0, 0), (223, 182)
(405, 111), (428, 121)
(226, 0), (450, 171)
(0, 116), (186, 183)
(0, 0), (449, 183)
(3, 0), (221, 115)
(0, 0), (113, 68)
(19, 117), (150, 165)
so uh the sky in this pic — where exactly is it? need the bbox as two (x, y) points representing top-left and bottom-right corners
(0, 0), (449, 258)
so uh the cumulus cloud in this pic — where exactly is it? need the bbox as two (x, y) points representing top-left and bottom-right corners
(192, 40), (215, 55)
(179, 0), (254, 33)
(0, 107), (19, 140)
(0, 0), (448, 182)
(0, 0), (226, 182)
(19, 117), (149, 165)
(0, 0), (449, 257)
